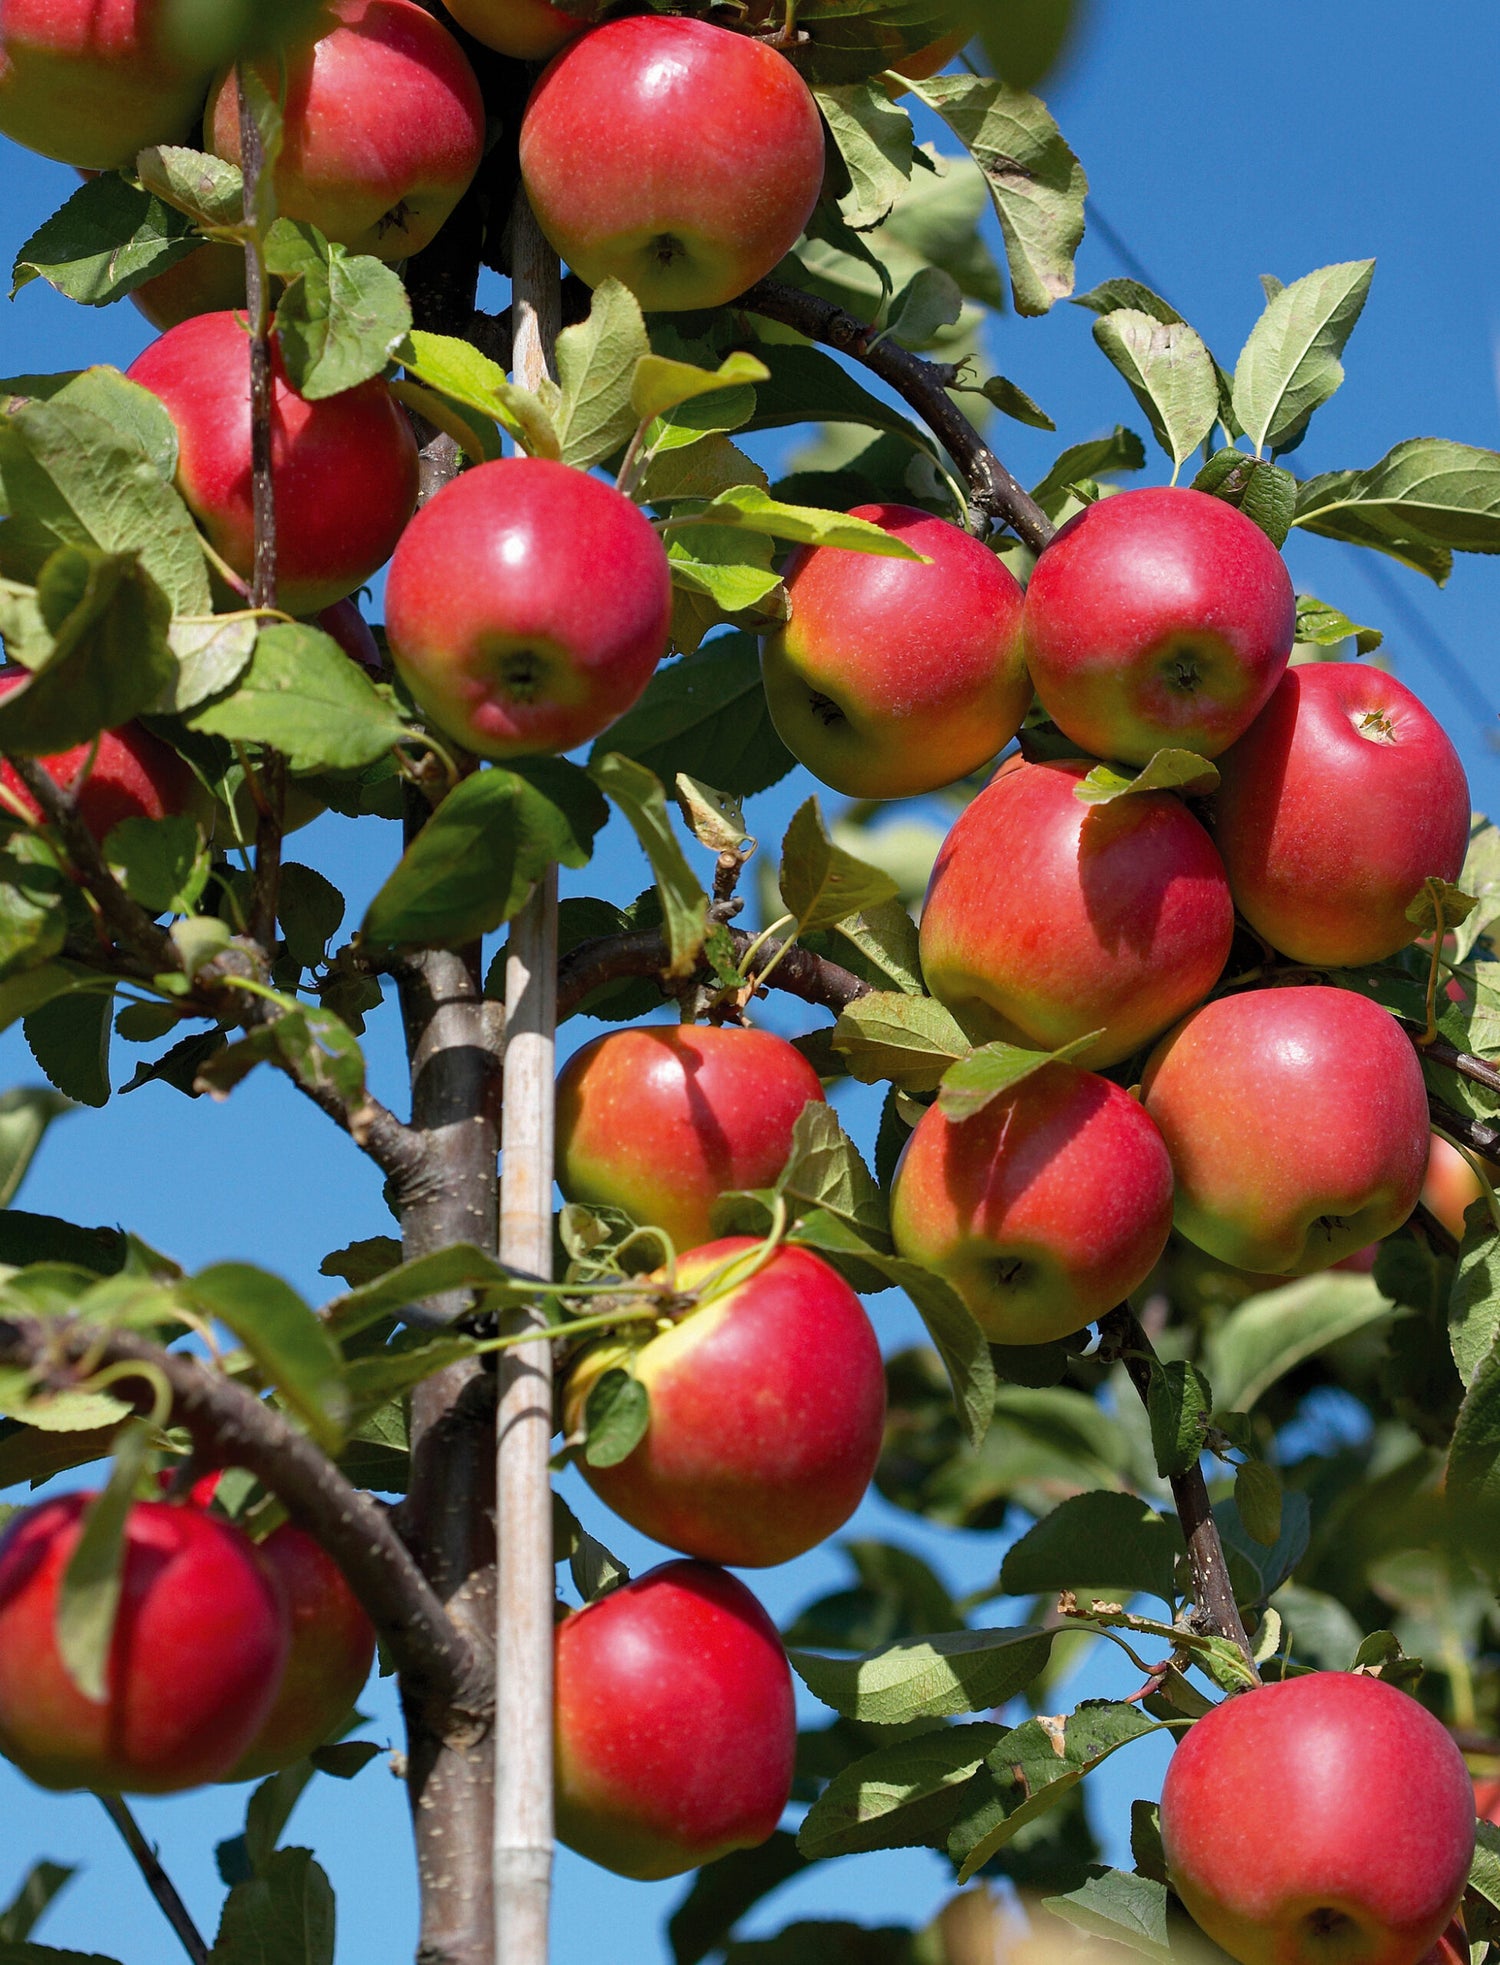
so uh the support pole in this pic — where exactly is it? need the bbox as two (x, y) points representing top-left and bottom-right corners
(495, 187), (563, 1965)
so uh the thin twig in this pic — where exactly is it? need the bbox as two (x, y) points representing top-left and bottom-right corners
(1397, 1015), (1500, 1099)
(98, 1795), (208, 1965)
(1430, 1095), (1500, 1166)
(557, 924), (870, 1022)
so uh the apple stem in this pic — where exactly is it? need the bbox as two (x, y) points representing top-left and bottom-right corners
(98, 1794), (208, 1965)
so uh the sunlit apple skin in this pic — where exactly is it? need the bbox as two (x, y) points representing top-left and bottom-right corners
(1022, 487), (1296, 763)
(760, 504), (1030, 800)
(0, 1495), (289, 1794)
(445, 0), (583, 60)
(1212, 663), (1470, 967)
(226, 1524), (375, 1780)
(205, 0), (485, 262)
(0, 0), (211, 168)
(0, 673), (198, 843)
(519, 16), (825, 312)
(1160, 1672), (1474, 1965)
(386, 457), (671, 759)
(126, 311), (419, 617)
(564, 1240), (885, 1566)
(1423, 1134), (1490, 1242)
(889, 1062), (1174, 1343)
(555, 1024), (825, 1250)
(1142, 986), (1430, 1274)
(918, 755), (1234, 1066)
(554, 1559), (795, 1880)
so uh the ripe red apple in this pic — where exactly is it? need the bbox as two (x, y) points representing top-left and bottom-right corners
(317, 597), (382, 676)
(918, 754), (1235, 1066)
(1160, 1672), (1475, 1965)
(1473, 1774), (1500, 1825)
(519, 15), (826, 312)
(563, 1239), (885, 1566)
(1423, 1134), (1490, 1242)
(386, 457), (671, 758)
(1211, 663), (1470, 967)
(0, 0), (213, 168)
(1142, 985), (1430, 1274)
(227, 1523), (375, 1780)
(0, 1494), (289, 1793)
(129, 243), (248, 332)
(205, 0), (485, 263)
(126, 311), (419, 617)
(555, 1024), (825, 1250)
(1022, 487), (1296, 763)
(0, 674), (199, 843)
(445, 0), (584, 60)
(760, 504), (1030, 800)
(889, 1061), (1174, 1342)
(554, 1559), (795, 1879)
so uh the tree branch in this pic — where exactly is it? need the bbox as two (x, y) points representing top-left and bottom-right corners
(557, 924), (870, 1023)
(1429, 1094), (1500, 1165)
(1398, 1017), (1500, 1102)
(98, 1796), (208, 1965)
(738, 276), (1055, 551)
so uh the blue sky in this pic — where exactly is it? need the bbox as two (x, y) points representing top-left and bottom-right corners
(1, 1), (1499, 1959)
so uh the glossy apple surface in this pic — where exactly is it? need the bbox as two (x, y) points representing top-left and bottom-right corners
(1142, 985), (1429, 1273)
(889, 1062), (1175, 1342)
(564, 1239), (885, 1566)
(1022, 487), (1296, 763)
(555, 1024), (825, 1249)
(227, 1523), (375, 1780)
(0, 675), (199, 844)
(386, 456), (670, 759)
(1212, 662), (1470, 966)
(0, 1495), (289, 1793)
(1161, 1672), (1475, 1965)
(520, 15), (825, 311)
(555, 1559), (795, 1879)
(205, 0), (485, 262)
(445, 0), (583, 59)
(760, 504), (1030, 799)
(127, 311), (419, 617)
(0, 0), (212, 167)
(919, 754), (1234, 1066)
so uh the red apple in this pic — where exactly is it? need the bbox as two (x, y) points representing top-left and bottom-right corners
(129, 243), (248, 332)
(317, 597), (382, 675)
(205, 0), (485, 263)
(1211, 663), (1470, 967)
(1142, 985), (1430, 1274)
(1160, 1672), (1475, 1965)
(227, 1523), (375, 1780)
(0, 1494), (289, 1793)
(918, 754), (1235, 1066)
(554, 1559), (795, 1879)
(519, 16), (826, 312)
(126, 310), (419, 617)
(889, 1062), (1175, 1342)
(385, 457), (671, 759)
(0, 673), (199, 843)
(563, 1239), (885, 1566)
(555, 1024), (825, 1250)
(759, 504), (1030, 800)
(1022, 487), (1296, 763)
(0, 0), (212, 168)
(1473, 1775), (1500, 1825)
(445, 0), (584, 60)
(1422, 1134), (1490, 1242)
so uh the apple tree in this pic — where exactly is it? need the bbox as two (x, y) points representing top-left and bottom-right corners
(0, 2), (1499, 1964)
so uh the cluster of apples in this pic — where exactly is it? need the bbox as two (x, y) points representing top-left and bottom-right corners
(0, 1476), (374, 1793)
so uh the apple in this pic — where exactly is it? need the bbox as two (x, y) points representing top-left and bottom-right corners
(0, 1494), (289, 1793)
(1142, 985), (1430, 1274)
(129, 244), (248, 332)
(1473, 1775), (1500, 1825)
(563, 1239), (885, 1566)
(1211, 662), (1471, 967)
(889, 1061), (1175, 1343)
(519, 15), (826, 312)
(1021, 487), (1296, 763)
(554, 1559), (795, 1879)
(555, 1024), (825, 1251)
(918, 753), (1235, 1067)
(126, 310), (420, 617)
(205, 0), (485, 263)
(227, 1523), (375, 1780)
(759, 503), (1030, 800)
(0, 673), (199, 843)
(1160, 1671), (1475, 1965)
(1422, 1134), (1490, 1242)
(444, 0), (584, 61)
(385, 456), (671, 759)
(317, 597), (382, 676)
(0, 0), (213, 169)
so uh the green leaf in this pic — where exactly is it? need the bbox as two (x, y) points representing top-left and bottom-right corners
(667, 1834), (806, 1965)
(1450, 1204), (1500, 1384)
(163, 614), (260, 714)
(1293, 438), (1500, 582)
(209, 1847), (334, 1965)
(553, 278), (651, 469)
(1031, 426), (1147, 517)
(937, 1029), (1099, 1123)
(1092, 310), (1219, 472)
(973, 372), (1055, 430)
(1231, 259), (1374, 455)
(55, 1419), (150, 1701)
(1146, 1358), (1213, 1477)
(831, 990), (971, 1093)
(797, 1722), (1000, 1861)
(1292, 592), (1383, 656)
(11, 173), (197, 306)
(399, 331), (552, 460)
(135, 145), (245, 228)
(815, 82), (916, 231)
(780, 798), (899, 934)
(0, 839), (69, 982)
(1405, 874), (1478, 935)
(639, 434), (768, 503)
(882, 267), (964, 350)
(1234, 1459), (1284, 1546)
(582, 1368), (650, 1469)
(323, 1243), (509, 1339)
(0, 1861), (76, 1944)
(183, 1263), (348, 1451)
(1000, 1491), (1179, 1603)
(25, 992), (112, 1109)
(1203, 1273), (1391, 1412)
(590, 752), (708, 977)
(665, 526), (782, 613)
(1045, 1869), (1192, 1965)
(277, 864), (346, 972)
(1073, 748), (1221, 804)
(1213, 1488), (1310, 1602)
(739, 343), (940, 464)
(267, 221), (412, 401)
(104, 816), (209, 916)
(189, 624), (407, 773)
(629, 351), (769, 424)
(804, 899), (924, 998)
(364, 759), (606, 948)
(981, 0), (1082, 90)
(1191, 450), (1297, 548)
(789, 1625), (1054, 1725)
(776, 1103), (890, 1251)
(0, 1089), (70, 1209)
(1448, 1322), (1500, 1564)
(0, 1938), (124, 1963)
(685, 486), (927, 556)
(906, 77), (1086, 315)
